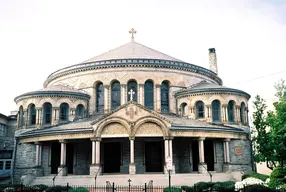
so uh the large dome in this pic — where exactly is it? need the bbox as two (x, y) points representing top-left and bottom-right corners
(82, 40), (183, 63)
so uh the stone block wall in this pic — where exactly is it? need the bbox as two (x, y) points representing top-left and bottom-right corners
(42, 144), (51, 176)
(120, 139), (130, 174)
(74, 141), (91, 175)
(173, 138), (192, 173)
(13, 143), (36, 183)
(134, 139), (145, 174)
(214, 141), (224, 172)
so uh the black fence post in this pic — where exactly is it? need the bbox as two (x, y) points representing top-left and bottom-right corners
(67, 182), (69, 192)
(20, 183), (23, 192)
(112, 182), (115, 192)
(144, 183), (147, 192)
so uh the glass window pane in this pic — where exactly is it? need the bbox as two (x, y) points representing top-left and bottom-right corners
(144, 81), (154, 110)
(161, 81), (169, 112)
(111, 81), (121, 110)
(96, 83), (104, 112)
(5, 161), (11, 170)
(127, 81), (138, 102)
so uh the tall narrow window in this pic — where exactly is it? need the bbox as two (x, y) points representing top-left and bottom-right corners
(111, 81), (121, 110)
(96, 82), (104, 112)
(75, 104), (85, 118)
(240, 102), (246, 124)
(144, 80), (154, 110)
(19, 106), (24, 127)
(127, 80), (138, 102)
(42, 103), (52, 125)
(180, 102), (187, 116)
(196, 101), (205, 119)
(161, 81), (169, 112)
(29, 104), (36, 125)
(228, 100), (235, 123)
(212, 100), (221, 122)
(59, 103), (69, 121)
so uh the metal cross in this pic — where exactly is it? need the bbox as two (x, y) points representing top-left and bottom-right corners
(129, 28), (136, 41)
(128, 89), (135, 101)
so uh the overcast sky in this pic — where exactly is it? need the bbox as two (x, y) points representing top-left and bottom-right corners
(0, 0), (286, 115)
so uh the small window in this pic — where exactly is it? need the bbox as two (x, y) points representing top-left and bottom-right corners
(5, 161), (11, 170)
(0, 161), (3, 170)
(196, 101), (205, 119)
(0, 150), (13, 159)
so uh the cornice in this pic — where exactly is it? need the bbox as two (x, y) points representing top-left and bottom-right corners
(44, 58), (222, 87)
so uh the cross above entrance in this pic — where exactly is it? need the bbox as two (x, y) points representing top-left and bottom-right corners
(129, 28), (136, 41)
(128, 89), (135, 101)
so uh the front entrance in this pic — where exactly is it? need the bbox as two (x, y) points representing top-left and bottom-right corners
(204, 140), (215, 171)
(145, 141), (163, 172)
(51, 142), (60, 174)
(103, 142), (121, 173)
(66, 143), (74, 174)
(192, 141), (199, 172)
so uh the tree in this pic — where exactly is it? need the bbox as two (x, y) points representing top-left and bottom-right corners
(252, 95), (276, 169)
(252, 80), (286, 169)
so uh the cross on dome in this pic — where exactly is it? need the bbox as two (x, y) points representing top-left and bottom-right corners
(128, 89), (135, 101)
(129, 28), (136, 42)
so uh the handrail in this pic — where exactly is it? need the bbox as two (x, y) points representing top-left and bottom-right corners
(52, 166), (64, 186)
(200, 163), (212, 182)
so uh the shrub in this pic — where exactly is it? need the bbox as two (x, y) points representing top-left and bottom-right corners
(69, 187), (89, 192)
(244, 184), (271, 192)
(33, 184), (49, 191)
(163, 187), (182, 192)
(242, 173), (269, 182)
(45, 185), (73, 192)
(212, 181), (235, 192)
(181, 186), (195, 192)
(193, 182), (215, 192)
(268, 166), (286, 188)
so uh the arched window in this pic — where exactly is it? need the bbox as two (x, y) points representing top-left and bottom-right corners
(228, 100), (235, 123)
(196, 101), (205, 119)
(212, 100), (221, 122)
(75, 104), (85, 119)
(111, 81), (121, 110)
(161, 81), (170, 112)
(180, 102), (187, 116)
(96, 82), (104, 112)
(59, 103), (69, 122)
(29, 104), (36, 126)
(127, 80), (138, 102)
(19, 106), (24, 127)
(42, 103), (52, 125)
(144, 80), (154, 110)
(240, 102), (246, 124)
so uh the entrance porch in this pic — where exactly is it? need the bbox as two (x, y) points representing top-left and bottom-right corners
(36, 137), (232, 177)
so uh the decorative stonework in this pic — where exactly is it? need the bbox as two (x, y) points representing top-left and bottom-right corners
(234, 146), (243, 156)
(101, 122), (128, 136)
(135, 122), (163, 136)
(125, 106), (138, 119)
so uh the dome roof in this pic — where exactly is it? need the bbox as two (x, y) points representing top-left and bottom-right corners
(82, 40), (183, 63)
(14, 85), (90, 102)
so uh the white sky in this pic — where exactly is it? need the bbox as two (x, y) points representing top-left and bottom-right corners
(0, 0), (286, 115)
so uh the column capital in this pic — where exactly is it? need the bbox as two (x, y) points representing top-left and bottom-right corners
(155, 84), (161, 88)
(205, 105), (211, 108)
(59, 139), (67, 144)
(224, 138), (231, 142)
(222, 104), (228, 108)
(90, 137), (102, 142)
(235, 105), (241, 109)
(103, 85), (110, 89)
(121, 84), (127, 88)
(198, 137), (206, 141)
(129, 136), (135, 141)
(52, 107), (59, 110)
(34, 141), (42, 145)
(36, 107), (42, 111)
(138, 84), (144, 87)
(164, 135), (174, 140)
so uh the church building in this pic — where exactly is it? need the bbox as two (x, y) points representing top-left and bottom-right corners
(13, 29), (252, 185)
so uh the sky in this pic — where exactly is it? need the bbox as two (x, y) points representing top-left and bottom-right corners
(0, 0), (286, 116)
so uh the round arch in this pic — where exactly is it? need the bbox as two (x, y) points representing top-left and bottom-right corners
(132, 116), (169, 137)
(95, 117), (131, 137)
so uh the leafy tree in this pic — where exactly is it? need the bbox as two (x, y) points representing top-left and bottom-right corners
(252, 80), (286, 169)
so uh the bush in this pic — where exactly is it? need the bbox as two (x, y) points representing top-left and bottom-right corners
(69, 187), (89, 192)
(163, 187), (182, 192)
(212, 181), (235, 192)
(45, 185), (73, 192)
(181, 186), (195, 192)
(194, 182), (214, 191)
(33, 184), (49, 191)
(244, 184), (271, 192)
(242, 173), (269, 182)
(268, 166), (286, 188)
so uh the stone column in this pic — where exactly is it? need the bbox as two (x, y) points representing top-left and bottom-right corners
(129, 137), (136, 174)
(58, 140), (67, 176)
(90, 138), (101, 175)
(36, 108), (42, 128)
(206, 105), (212, 122)
(223, 138), (231, 172)
(169, 138), (175, 174)
(52, 107), (59, 125)
(138, 84), (144, 105)
(198, 137), (207, 174)
(169, 86), (175, 113)
(24, 109), (28, 128)
(235, 105), (240, 123)
(35, 142), (43, 176)
(104, 85), (110, 113)
(121, 84), (126, 105)
(155, 84), (161, 112)
(69, 108), (76, 121)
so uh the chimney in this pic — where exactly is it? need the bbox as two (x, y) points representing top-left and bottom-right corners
(209, 48), (218, 74)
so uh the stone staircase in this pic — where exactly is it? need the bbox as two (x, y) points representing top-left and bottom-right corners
(31, 173), (234, 186)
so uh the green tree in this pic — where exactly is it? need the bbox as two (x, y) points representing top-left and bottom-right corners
(274, 79), (286, 101)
